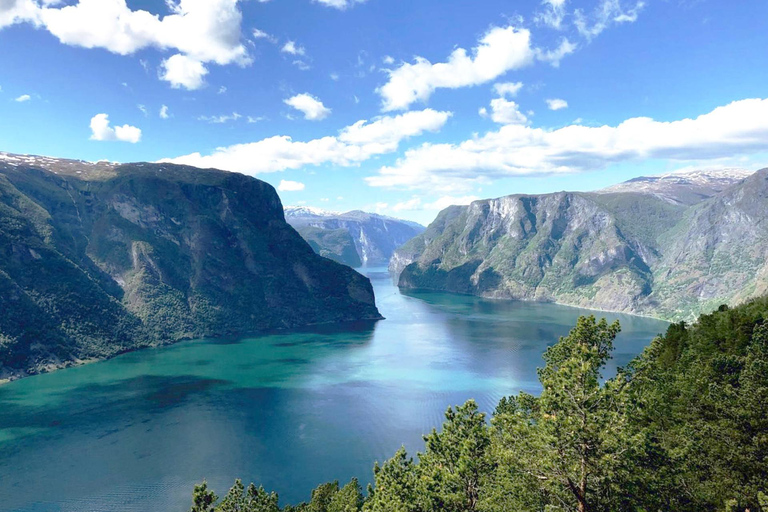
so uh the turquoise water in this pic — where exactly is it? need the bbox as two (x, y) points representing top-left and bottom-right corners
(0, 268), (668, 511)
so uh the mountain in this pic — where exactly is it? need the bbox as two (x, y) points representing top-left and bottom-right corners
(0, 153), (381, 380)
(598, 168), (753, 205)
(285, 207), (425, 266)
(391, 168), (764, 321)
(292, 225), (363, 267)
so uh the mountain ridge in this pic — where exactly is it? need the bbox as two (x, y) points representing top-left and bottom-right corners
(286, 207), (425, 266)
(392, 167), (767, 321)
(0, 153), (381, 380)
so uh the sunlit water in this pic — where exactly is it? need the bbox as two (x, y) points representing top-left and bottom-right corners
(0, 268), (668, 511)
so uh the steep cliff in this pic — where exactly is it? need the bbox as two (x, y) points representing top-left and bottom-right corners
(393, 169), (765, 320)
(286, 207), (424, 266)
(0, 153), (381, 379)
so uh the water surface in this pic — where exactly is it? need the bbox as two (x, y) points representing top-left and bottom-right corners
(0, 268), (668, 511)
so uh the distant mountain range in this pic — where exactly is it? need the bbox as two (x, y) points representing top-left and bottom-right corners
(285, 206), (424, 267)
(391, 167), (766, 321)
(0, 153), (381, 380)
(598, 168), (753, 205)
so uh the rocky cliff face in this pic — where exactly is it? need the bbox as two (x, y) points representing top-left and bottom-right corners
(393, 169), (765, 321)
(0, 154), (381, 379)
(286, 207), (424, 266)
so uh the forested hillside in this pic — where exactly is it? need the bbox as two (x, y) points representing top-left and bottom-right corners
(0, 155), (381, 380)
(191, 296), (768, 512)
(392, 168), (768, 321)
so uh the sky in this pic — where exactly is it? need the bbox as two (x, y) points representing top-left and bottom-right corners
(1, 0), (768, 225)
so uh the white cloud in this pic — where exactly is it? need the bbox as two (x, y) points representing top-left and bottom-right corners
(14, 94), (31, 102)
(198, 112), (242, 123)
(367, 98), (768, 192)
(493, 82), (523, 97)
(425, 195), (480, 210)
(536, 38), (577, 67)
(0, 0), (40, 30)
(481, 97), (529, 125)
(1, 0), (250, 88)
(284, 93), (331, 121)
(137, 104), (148, 116)
(391, 197), (422, 212)
(277, 180), (305, 192)
(575, 0), (645, 40)
(160, 53), (209, 90)
(391, 195), (480, 212)
(313, 0), (367, 9)
(161, 108), (451, 174)
(247, 115), (266, 123)
(377, 25), (535, 111)
(535, 0), (568, 29)
(281, 40), (305, 56)
(546, 98), (568, 110)
(252, 28), (276, 43)
(159, 104), (170, 119)
(382, 55), (394, 65)
(89, 113), (141, 143)
(218, 86), (227, 94)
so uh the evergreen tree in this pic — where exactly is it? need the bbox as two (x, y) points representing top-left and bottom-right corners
(492, 316), (630, 512)
(364, 447), (419, 512)
(417, 400), (493, 512)
(190, 481), (218, 512)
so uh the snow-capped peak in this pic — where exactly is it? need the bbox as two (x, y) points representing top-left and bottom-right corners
(284, 205), (340, 218)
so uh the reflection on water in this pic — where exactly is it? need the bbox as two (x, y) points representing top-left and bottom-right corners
(0, 267), (668, 512)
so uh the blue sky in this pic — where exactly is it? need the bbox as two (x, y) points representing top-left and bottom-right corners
(1, 0), (768, 224)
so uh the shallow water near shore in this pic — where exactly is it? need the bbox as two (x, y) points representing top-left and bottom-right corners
(0, 267), (668, 512)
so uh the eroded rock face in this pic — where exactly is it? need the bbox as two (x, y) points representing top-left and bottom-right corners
(393, 169), (768, 321)
(285, 207), (425, 266)
(0, 156), (381, 379)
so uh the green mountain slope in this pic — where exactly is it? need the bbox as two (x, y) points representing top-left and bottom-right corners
(392, 169), (766, 320)
(0, 155), (381, 379)
(293, 225), (363, 267)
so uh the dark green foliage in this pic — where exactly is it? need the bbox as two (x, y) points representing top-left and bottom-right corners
(190, 481), (218, 512)
(0, 160), (381, 378)
(628, 298), (768, 511)
(417, 401), (492, 512)
(193, 298), (768, 512)
(192, 479), (363, 512)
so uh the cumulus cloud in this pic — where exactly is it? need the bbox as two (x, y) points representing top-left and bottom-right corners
(161, 108), (451, 174)
(1, 0), (250, 89)
(160, 105), (170, 119)
(546, 98), (568, 110)
(89, 113), (141, 143)
(481, 98), (529, 125)
(159, 53), (209, 90)
(494, 82), (524, 97)
(367, 98), (768, 192)
(14, 94), (31, 102)
(284, 93), (331, 121)
(377, 25), (535, 111)
(277, 180), (305, 192)
(480, 81), (528, 125)
(0, 0), (41, 29)
(281, 40), (305, 56)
